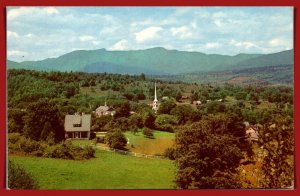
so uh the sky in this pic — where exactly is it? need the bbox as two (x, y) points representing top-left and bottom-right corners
(7, 6), (294, 62)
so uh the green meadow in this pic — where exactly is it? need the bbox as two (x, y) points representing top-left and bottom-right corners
(125, 131), (175, 155)
(9, 150), (175, 189)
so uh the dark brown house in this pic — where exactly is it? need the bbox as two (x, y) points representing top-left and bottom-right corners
(64, 114), (91, 139)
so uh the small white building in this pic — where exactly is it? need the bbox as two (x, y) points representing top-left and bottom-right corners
(162, 96), (169, 100)
(246, 126), (259, 142)
(95, 102), (115, 117)
(193, 100), (202, 105)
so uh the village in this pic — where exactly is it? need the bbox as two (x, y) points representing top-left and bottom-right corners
(64, 82), (259, 145)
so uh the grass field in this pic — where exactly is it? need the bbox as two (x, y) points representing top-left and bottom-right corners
(96, 130), (175, 155)
(125, 131), (175, 155)
(9, 150), (175, 189)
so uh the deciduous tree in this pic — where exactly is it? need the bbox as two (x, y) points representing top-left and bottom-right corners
(105, 130), (127, 149)
(23, 99), (64, 142)
(175, 120), (244, 189)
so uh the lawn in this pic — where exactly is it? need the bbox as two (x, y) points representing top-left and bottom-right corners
(125, 131), (175, 155)
(9, 150), (175, 189)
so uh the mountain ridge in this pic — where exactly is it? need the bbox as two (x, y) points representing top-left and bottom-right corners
(7, 47), (293, 75)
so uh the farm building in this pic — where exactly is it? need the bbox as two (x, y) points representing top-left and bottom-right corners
(246, 126), (259, 142)
(95, 102), (116, 117)
(193, 100), (202, 105)
(162, 96), (169, 100)
(64, 113), (91, 139)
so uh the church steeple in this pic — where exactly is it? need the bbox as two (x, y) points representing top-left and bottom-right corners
(152, 82), (158, 113)
(154, 82), (158, 101)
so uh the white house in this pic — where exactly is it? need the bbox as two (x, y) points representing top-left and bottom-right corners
(64, 113), (91, 139)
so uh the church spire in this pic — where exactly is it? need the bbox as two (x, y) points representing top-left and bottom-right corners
(152, 82), (158, 113)
(154, 82), (158, 102)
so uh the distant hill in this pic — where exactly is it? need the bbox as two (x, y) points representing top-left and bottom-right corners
(7, 47), (293, 78)
(7, 60), (52, 71)
(7, 60), (24, 69)
(83, 62), (164, 75)
(154, 64), (293, 86)
(229, 49), (294, 70)
(6, 47), (269, 74)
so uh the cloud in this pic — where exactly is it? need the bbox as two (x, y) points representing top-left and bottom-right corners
(7, 50), (28, 57)
(25, 33), (33, 38)
(174, 8), (193, 16)
(7, 7), (35, 20)
(182, 44), (197, 51)
(170, 26), (193, 39)
(131, 19), (154, 27)
(7, 7), (59, 21)
(213, 19), (223, 27)
(269, 38), (291, 48)
(46, 7), (59, 15)
(135, 26), (163, 43)
(212, 11), (227, 18)
(101, 27), (117, 34)
(191, 21), (198, 29)
(205, 42), (221, 49)
(110, 39), (129, 50)
(7, 31), (19, 38)
(230, 39), (259, 50)
(195, 10), (210, 18)
(79, 35), (97, 42)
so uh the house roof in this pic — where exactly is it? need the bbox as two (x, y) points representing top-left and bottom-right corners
(64, 114), (91, 132)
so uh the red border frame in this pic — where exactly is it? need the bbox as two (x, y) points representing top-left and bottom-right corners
(1, 0), (299, 195)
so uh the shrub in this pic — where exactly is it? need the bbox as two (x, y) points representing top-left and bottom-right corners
(158, 99), (176, 114)
(8, 160), (38, 189)
(43, 142), (74, 160)
(142, 111), (156, 129)
(142, 128), (154, 139)
(155, 114), (178, 132)
(18, 137), (42, 154)
(8, 132), (22, 144)
(8, 133), (95, 160)
(81, 146), (95, 159)
(43, 141), (95, 160)
(128, 113), (144, 129)
(164, 147), (176, 160)
(8, 133), (46, 156)
(105, 130), (127, 149)
(89, 132), (96, 140)
(96, 137), (105, 143)
(105, 117), (129, 131)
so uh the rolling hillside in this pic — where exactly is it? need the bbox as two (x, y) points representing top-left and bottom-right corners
(8, 47), (292, 74)
(229, 49), (294, 70)
(7, 60), (22, 69)
(154, 64), (293, 86)
(7, 48), (293, 85)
